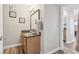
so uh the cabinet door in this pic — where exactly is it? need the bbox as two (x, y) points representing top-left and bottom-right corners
(27, 36), (40, 54)
(32, 36), (40, 54)
(22, 37), (27, 53)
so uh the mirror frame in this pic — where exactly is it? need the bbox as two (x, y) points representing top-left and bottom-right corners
(30, 9), (40, 34)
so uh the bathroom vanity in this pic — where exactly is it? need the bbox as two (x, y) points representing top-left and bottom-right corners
(21, 9), (41, 54)
(21, 31), (40, 54)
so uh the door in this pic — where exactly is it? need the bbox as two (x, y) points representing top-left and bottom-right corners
(0, 4), (3, 54)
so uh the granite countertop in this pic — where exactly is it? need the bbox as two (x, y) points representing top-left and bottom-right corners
(21, 32), (39, 38)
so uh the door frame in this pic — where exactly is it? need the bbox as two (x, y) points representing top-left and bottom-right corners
(0, 4), (3, 54)
(59, 6), (64, 50)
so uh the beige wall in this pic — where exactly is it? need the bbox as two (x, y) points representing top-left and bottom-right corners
(3, 4), (30, 47)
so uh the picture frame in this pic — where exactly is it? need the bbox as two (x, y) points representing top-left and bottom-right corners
(9, 11), (16, 18)
(19, 17), (25, 23)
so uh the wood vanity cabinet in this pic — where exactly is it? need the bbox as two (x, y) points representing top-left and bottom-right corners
(21, 33), (40, 54)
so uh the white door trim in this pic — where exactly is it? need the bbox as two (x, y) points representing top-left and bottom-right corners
(59, 6), (64, 50)
(0, 4), (3, 54)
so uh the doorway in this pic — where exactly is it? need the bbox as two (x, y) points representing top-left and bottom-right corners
(61, 5), (79, 53)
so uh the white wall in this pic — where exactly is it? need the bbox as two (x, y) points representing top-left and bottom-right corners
(43, 5), (60, 53)
(3, 4), (30, 47)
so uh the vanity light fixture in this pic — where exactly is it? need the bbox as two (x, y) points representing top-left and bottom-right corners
(9, 5), (16, 11)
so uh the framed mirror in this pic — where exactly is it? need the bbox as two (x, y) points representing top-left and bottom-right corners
(30, 9), (40, 35)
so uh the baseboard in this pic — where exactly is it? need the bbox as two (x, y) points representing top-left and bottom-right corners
(3, 43), (22, 49)
(47, 47), (61, 54)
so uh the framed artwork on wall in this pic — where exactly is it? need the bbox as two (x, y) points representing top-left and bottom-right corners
(19, 17), (25, 23)
(9, 11), (16, 18)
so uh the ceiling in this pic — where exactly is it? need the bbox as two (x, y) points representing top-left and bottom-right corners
(63, 4), (79, 11)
